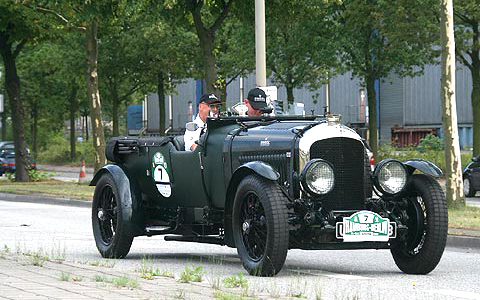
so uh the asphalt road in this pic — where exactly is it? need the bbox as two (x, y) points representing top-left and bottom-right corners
(0, 200), (479, 300)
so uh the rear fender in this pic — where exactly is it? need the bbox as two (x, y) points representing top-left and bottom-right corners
(91, 164), (145, 236)
(404, 159), (443, 178)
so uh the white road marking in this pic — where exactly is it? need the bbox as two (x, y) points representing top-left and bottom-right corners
(288, 269), (372, 280)
(424, 289), (480, 300)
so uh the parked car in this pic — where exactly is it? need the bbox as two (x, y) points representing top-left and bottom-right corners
(0, 141), (14, 154)
(90, 114), (447, 276)
(463, 156), (480, 197)
(0, 151), (37, 176)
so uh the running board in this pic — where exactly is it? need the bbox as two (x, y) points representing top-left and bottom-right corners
(164, 235), (225, 245)
(145, 226), (176, 237)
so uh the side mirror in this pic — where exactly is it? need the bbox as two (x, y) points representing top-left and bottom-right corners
(473, 156), (480, 162)
(186, 122), (199, 132)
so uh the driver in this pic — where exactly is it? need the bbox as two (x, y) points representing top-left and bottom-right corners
(244, 88), (268, 116)
(184, 93), (221, 151)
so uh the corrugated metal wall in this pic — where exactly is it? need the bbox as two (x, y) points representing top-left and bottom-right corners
(155, 72), (364, 130)
(148, 62), (474, 149)
(404, 63), (473, 126)
(379, 75), (404, 142)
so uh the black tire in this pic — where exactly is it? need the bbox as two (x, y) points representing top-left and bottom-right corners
(92, 173), (133, 258)
(232, 174), (289, 277)
(390, 174), (448, 274)
(463, 176), (476, 197)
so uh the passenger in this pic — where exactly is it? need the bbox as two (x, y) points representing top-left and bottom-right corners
(184, 93), (221, 151)
(244, 88), (268, 117)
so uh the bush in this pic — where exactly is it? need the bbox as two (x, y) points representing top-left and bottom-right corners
(37, 132), (95, 165)
(417, 134), (444, 153)
(377, 143), (472, 175)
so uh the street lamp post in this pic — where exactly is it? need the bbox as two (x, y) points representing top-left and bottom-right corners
(255, 0), (266, 87)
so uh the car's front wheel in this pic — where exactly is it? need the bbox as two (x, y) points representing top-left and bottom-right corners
(463, 176), (476, 197)
(92, 173), (133, 258)
(232, 174), (289, 277)
(390, 174), (448, 274)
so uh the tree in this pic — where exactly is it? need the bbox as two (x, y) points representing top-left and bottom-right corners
(265, 1), (338, 105)
(123, 3), (197, 135)
(454, 0), (480, 156)
(163, 0), (235, 97)
(331, 0), (439, 156)
(27, 1), (128, 171)
(0, 3), (48, 181)
(99, 28), (144, 137)
(441, 0), (465, 206)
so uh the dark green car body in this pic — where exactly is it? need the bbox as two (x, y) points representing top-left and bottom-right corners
(90, 115), (448, 276)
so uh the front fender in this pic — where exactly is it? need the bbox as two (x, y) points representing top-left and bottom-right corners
(235, 161), (280, 181)
(404, 159), (443, 178)
(91, 164), (145, 236)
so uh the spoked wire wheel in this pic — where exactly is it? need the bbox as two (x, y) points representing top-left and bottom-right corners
(96, 184), (117, 246)
(239, 191), (267, 261)
(92, 173), (133, 258)
(233, 174), (289, 276)
(390, 174), (448, 274)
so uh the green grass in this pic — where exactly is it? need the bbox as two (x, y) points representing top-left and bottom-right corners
(178, 265), (203, 283)
(59, 272), (70, 281)
(224, 273), (248, 289)
(94, 275), (108, 282)
(449, 205), (480, 230)
(112, 276), (139, 288)
(0, 180), (94, 201)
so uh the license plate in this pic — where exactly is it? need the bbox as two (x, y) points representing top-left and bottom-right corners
(335, 210), (397, 242)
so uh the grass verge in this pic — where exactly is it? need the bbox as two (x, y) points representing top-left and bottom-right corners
(0, 180), (94, 201)
(448, 205), (480, 231)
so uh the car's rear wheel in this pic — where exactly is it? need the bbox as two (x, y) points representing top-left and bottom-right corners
(463, 177), (476, 197)
(232, 174), (289, 277)
(92, 173), (133, 258)
(390, 174), (448, 274)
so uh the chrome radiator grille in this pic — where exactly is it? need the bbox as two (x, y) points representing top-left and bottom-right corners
(310, 138), (366, 210)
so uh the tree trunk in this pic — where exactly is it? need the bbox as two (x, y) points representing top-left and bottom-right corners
(199, 32), (219, 95)
(286, 85), (295, 105)
(112, 84), (119, 137)
(365, 74), (378, 158)
(1, 111), (6, 140)
(31, 99), (38, 160)
(472, 72), (480, 157)
(69, 84), (78, 161)
(157, 72), (166, 135)
(440, 0), (464, 206)
(86, 19), (106, 172)
(468, 23), (480, 157)
(0, 34), (29, 182)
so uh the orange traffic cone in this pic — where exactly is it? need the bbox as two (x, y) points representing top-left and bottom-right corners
(79, 160), (87, 183)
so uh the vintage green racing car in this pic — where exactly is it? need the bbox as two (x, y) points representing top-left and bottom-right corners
(90, 114), (447, 276)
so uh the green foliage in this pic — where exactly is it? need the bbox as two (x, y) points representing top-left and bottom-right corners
(178, 265), (203, 283)
(377, 143), (472, 174)
(265, 1), (338, 103)
(28, 170), (53, 182)
(223, 273), (248, 289)
(112, 276), (139, 288)
(37, 132), (94, 165)
(417, 134), (444, 153)
(59, 272), (70, 281)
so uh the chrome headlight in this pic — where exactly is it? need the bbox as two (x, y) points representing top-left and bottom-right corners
(374, 160), (407, 195)
(301, 159), (335, 195)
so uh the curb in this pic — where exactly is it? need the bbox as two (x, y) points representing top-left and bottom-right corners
(0, 192), (479, 249)
(447, 235), (480, 249)
(0, 192), (91, 208)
